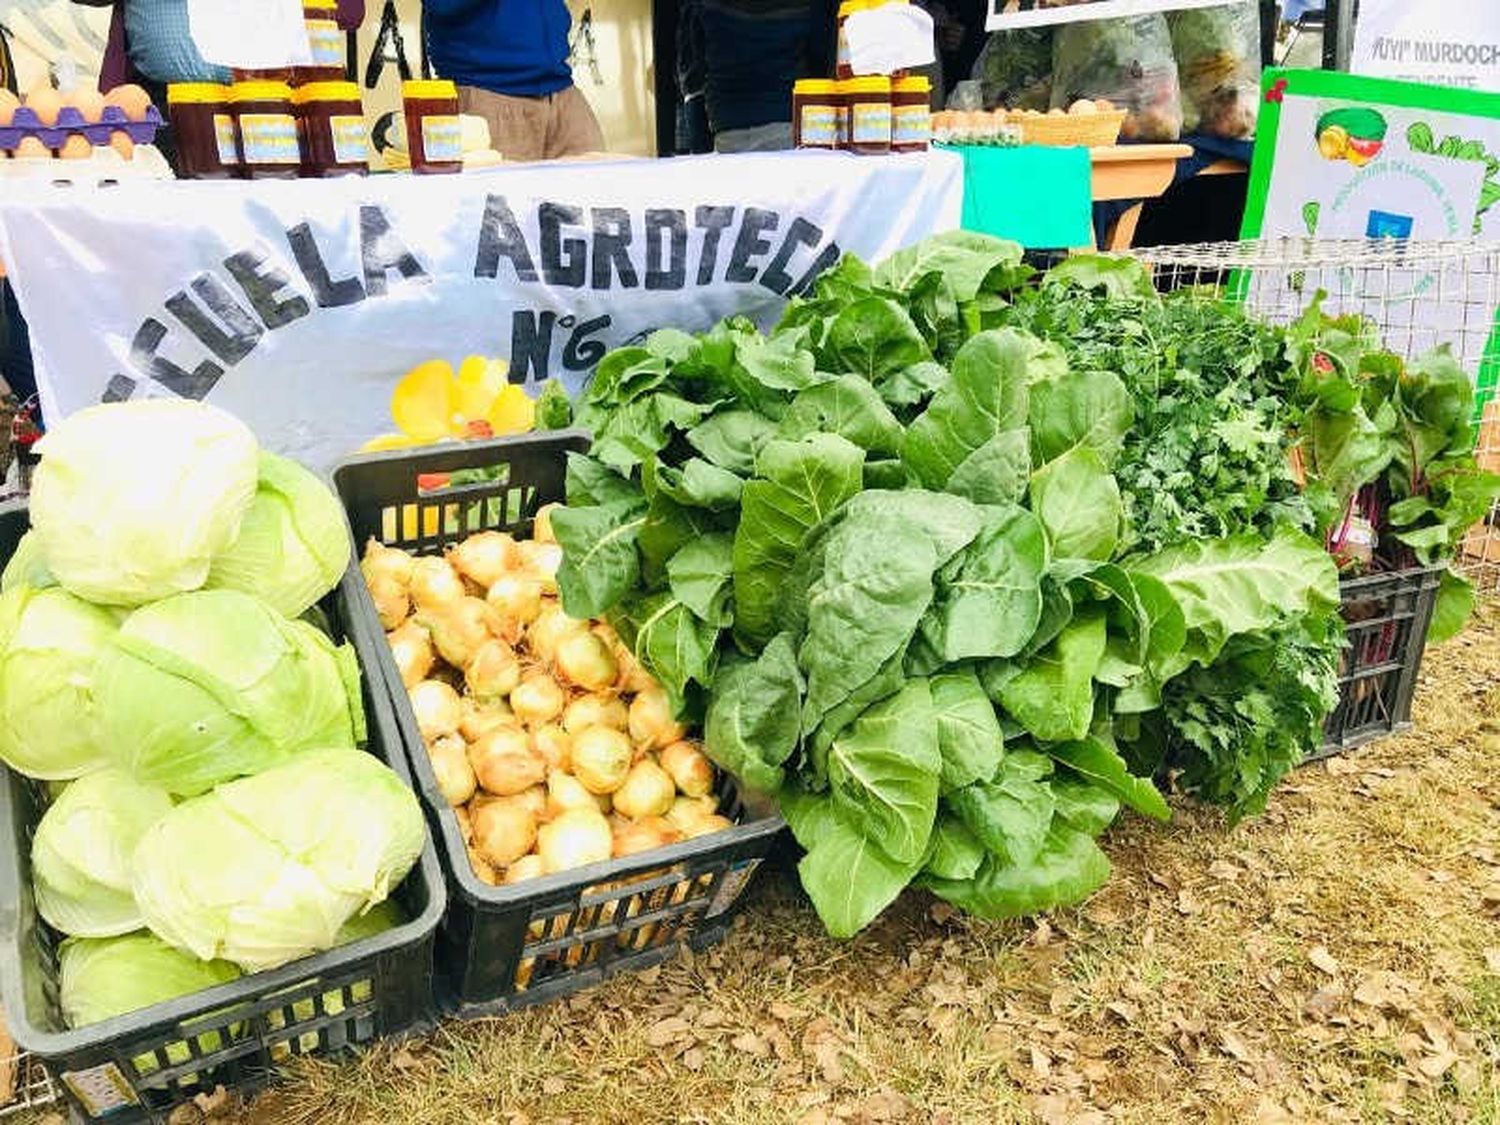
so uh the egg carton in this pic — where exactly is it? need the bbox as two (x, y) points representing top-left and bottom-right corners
(0, 144), (173, 183)
(0, 105), (163, 153)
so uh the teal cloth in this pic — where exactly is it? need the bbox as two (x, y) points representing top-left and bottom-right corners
(945, 144), (1093, 250)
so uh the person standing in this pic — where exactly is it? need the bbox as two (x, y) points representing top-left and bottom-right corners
(423, 0), (605, 161)
(699, 0), (834, 153)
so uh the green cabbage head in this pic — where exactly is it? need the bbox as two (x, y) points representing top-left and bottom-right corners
(30, 400), (259, 606)
(96, 589), (365, 796)
(207, 452), (351, 618)
(60, 933), (241, 1031)
(1, 532), (54, 592)
(32, 768), (174, 937)
(0, 585), (118, 779)
(132, 748), (425, 971)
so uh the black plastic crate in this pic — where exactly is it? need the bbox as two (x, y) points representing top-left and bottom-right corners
(333, 433), (785, 1017)
(0, 504), (446, 1123)
(1315, 565), (1444, 760)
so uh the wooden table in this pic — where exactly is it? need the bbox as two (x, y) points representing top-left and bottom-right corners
(1088, 143), (1194, 250)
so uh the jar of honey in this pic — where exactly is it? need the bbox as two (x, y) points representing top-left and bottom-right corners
(166, 82), (236, 179)
(845, 76), (892, 155)
(835, 0), (868, 80)
(230, 80), (302, 179)
(293, 81), (367, 176)
(401, 79), (463, 174)
(297, 0), (345, 84)
(891, 75), (932, 152)
(792, 79), (840, 150)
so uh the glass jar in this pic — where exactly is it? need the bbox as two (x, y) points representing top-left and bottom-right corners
(296, 0), (345, 85)
(402, 79), (463, 174)
(792, 79), (840, 150)
(166, 82), (236, 179)
(891, 75), (931, 152)
(845, 76), (892, 155)
(293, 81), (367, 176)
(230, 80), (302, 179)
(835, 0), (867, 81)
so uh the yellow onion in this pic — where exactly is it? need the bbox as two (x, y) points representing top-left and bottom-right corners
(546, 771), (600, 818)
(515, 540), (563, 592)
(455, 803), (473, 843)
(387, 621), (435, 689)
(561, 693), (628, 735)
(665, 795), (719, 832)
(368, 573), (411, 631)
(409, 555), (466, 610)
(467, 846), (500, 886)
(612, 758), (677, 820)
(533, 723), (573, 772)
(612, 815), (683, 859)
(510, 673), (565, 727)
(555, 632), (619, 693)
(468, 727), (547, 796)
(536, 808), (612, 874)
(681, 813), (734, 840)
(628, 687), (686, 751)
(613, 644), (657, 695)
(527, 602), (589, 666)
(466, 638), (522, 700)
(486, 574), (544, 640)
(659, 741), (715, 798)
(449, 530), (518, 588)
(419, 597), (500, 669)
(504, 854), (546, 884)
(570, 726), (633, 795)
(472, 797), (537, 867)
(361, 539), (414, 588)
(410, 679), (462, 741)
(428, 735), (477, 807)
(532, 503), (561, 545)
(458, 699), (514, 743)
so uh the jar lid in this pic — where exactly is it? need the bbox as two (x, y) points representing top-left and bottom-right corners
(844, 76), (892, 93)
(793, 79), (839, 95)
(303, 0), (338, 10)
(167, 82), (230, 105)
(837, 0), (868, 14)
(230, 80), (295, 102)
(893, 76), (931, 93)
(292, 81), (363, 104)
(402, 79), (459, 100)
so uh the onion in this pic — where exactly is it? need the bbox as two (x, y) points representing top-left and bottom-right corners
(455, 803), (473, 843)
(666, 795), (719, 832)
(533, 723), (573, 771)
(516, 540), (563, 591)
(508, 784), (549, 822)
(387, 621), (434, 688)
(368, 573), (411, 631)
(504, 854), (546, 884)
(409, 556), (466, 610)
(555, 632), (619, 692)
(536, 808), (612, 874)
(428, 735), (477, 806)
(612, 758), (677, 819)
(612, 644), (657, 694)
(561, 694), (628, 734)
(546, 771), (599, 818)
(486, 574), (544, 640)
(362, 539), (414, 588)
(458, 699), (514, 742)
(449, 531), (518, 588)
(472, 797), (537, 867)
(467, 846), (500, 886)
(532, 503), (561, 545)
(527, 602), (588, 665)
(510, 673), (566, 727)
(419, 597), (501, 669)
(681, 813), (734, 839)
(659, 740), (715, 798)
(612, 815), (683, 858)
(570, 726), (633, 794)
(468, 727), (547, 796)
(466, 638), (522, 700)
(628, 687), (686, 751)
(410, 679), (462, 741)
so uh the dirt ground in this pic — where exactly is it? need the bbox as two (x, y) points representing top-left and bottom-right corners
(219, 601), (1500, 1125)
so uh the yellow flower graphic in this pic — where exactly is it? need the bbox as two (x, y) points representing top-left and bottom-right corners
(361, 356), (536, 451)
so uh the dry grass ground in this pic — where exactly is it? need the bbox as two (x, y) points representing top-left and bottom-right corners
(52, 601), (1496, 1125)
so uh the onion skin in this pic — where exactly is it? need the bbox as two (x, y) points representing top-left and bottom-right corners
(466, 638), (522, 700)
(472, 798), (538, 867)
(388, 621), (434, 688)
(449, 531), (517, 588)
(561, 694), (628, 734)
(536, 808), (612, 873)
(509, 673), (566, 727)
(429, 735), (477, 806)
(410, 680), (462, 742)
(409, 556), (466, 610)
(628, 687), (686, 751)
(659, 740), (714, 798)
(468, 727), (547, 796)
(571, 726), (634, 794)
(612, 758), (676, 820)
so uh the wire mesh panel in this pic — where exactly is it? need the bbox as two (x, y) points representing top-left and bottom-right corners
(0, 1045), (58, 1117)
(1127, 237), (1500, 594)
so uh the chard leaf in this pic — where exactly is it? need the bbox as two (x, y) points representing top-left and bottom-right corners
(923, 813), (985, 881)
(1047, 736), (1169, 822)
(687, 410), (778, 476)
(611, 593), (718, 711)
(876, 360), (951, 410)
(872, 230), (1027, 301)
(666, 533), (734, 625)
(1428, 568), (1475, 644)
(929, 669), (1005, 793)
(1028, 368), (1134, 468)
(704, 634), (803, 795)
(945, 428), (1033, 506)
(825, 679), (941, 866)
(564, 452), (641, 508)
(589, 393), (715, 473)
(732, 435), (865, 648)
(783, 789), (920, 939)
(824, 297), (932, 381)
(552, 501), (646, 619)
(1050, 778), (1120, 836)
(998, 609), (1108, 743)
(653, 458), (744, 512)
(921, 823), (1111, 919)
(838, 490), (983, 565)
(777, 375), (905, 456)
(948, 751), (1056, 867)
(922, 504), (1046, 662)
(1030, 446), (1122, 562)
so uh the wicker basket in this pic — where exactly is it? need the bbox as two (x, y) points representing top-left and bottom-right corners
(1012, 109), (1126, 148)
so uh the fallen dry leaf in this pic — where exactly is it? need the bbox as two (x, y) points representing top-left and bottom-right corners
(1308, 946), (1340, 976)
(1219, 1029), (1253, 1061)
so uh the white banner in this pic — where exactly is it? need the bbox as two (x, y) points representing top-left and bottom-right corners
(0, 151), (964, 468)
(1352, 0), (1500, 91)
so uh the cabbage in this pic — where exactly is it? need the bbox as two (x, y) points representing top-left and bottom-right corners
(0, 586), (117, 779)
(96, 589), (364, 796)
(1, 532), (54, 592)
(30, 400), (259, 606)
(207, 452), (351, 618)
(131, 748), (426, 971)
(59, 933), (241, 1030)
(31, 769), (174, 937)
(336, 898), (406, 946)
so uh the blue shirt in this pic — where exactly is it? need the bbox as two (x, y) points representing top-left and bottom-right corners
(424, 0), (574, 98)
(124, 0), (231, 85)
(700, 0), (832, 133)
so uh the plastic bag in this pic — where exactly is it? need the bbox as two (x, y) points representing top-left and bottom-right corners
(1169, 2), (1261, 139)
(972, 28), (1054, 111)
(1051, 14), (1183, 142)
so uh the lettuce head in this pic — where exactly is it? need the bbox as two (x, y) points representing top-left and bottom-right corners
(59, 933), (241, 1030)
